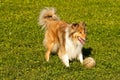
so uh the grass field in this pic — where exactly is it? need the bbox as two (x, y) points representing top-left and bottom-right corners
(0, 0), (120, 80)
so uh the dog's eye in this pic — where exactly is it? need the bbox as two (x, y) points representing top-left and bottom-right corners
(79, 32), (82, 34)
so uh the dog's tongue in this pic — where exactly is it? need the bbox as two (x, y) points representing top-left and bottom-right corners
(78, 37), (85, 45)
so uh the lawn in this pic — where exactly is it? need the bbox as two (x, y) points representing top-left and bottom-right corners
(0, 0), (120, 80)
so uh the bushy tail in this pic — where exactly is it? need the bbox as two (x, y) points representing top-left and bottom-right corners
(38, 7), (60, 29)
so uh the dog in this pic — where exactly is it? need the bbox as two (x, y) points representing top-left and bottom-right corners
(38, 7), (86, 67)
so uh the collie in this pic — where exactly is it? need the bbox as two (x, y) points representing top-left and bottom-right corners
(38, 8), (86, 67)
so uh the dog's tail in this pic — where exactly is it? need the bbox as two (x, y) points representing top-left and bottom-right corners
(38, 7), (60, 29)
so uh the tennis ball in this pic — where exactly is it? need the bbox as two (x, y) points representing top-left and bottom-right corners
(83, 57), (96, 69)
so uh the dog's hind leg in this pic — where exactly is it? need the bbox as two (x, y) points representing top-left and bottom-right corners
(45, 43), (54, 61)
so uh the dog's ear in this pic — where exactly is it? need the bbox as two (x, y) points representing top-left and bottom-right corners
(71, 23), (79, 29)
(79, 22), (86, 27)
(79, 22), (87, 33)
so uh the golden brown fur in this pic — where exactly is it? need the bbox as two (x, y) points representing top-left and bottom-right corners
(38, 7), (86, 67)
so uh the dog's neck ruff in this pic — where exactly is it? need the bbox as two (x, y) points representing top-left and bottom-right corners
(65, 27), (83, 60)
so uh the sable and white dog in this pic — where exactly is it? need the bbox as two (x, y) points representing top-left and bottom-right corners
(38, 8), (86, 67)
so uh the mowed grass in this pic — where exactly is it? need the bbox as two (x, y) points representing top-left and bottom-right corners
(0, 0), (120, 80)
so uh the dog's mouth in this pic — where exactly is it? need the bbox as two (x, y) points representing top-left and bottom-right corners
(78, 36), (85, 45)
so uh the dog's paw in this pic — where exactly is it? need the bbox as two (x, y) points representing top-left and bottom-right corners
(45, 54), (49, 61)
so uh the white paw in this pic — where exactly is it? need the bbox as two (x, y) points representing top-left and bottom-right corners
(61, 54), (70, 67)
(77, 53), (83, 65)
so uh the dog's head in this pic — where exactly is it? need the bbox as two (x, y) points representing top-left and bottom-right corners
(69, 22), (86, 45)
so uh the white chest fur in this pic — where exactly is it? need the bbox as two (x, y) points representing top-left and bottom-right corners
(65, 29), (83, 60)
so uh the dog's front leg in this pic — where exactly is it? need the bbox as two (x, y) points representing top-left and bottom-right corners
(61, 54), (69, 67)
(58, 50), (69, 67)
(77, 52), (83, 65)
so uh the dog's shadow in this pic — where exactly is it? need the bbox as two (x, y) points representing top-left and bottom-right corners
(51, 47), (93, 58)
(82, 47), (93, 58)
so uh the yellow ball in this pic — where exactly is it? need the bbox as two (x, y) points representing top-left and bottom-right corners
(83, 57), (96, 69)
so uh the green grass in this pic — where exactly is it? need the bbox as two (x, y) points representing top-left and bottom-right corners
(0, 0), (120, 80)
